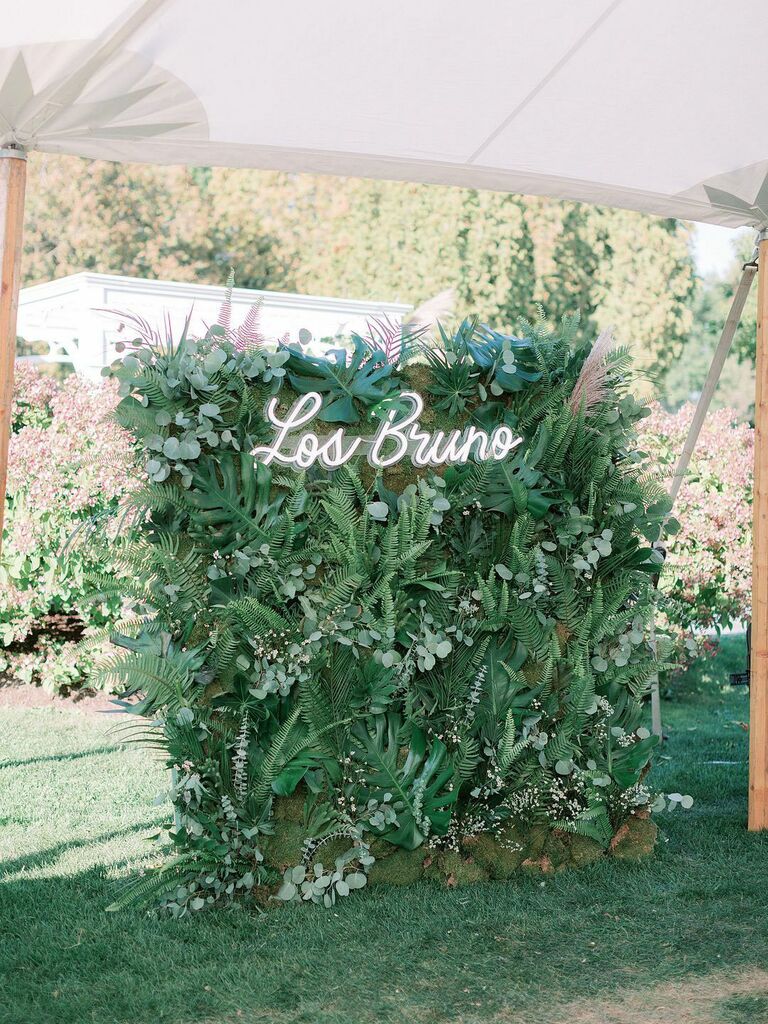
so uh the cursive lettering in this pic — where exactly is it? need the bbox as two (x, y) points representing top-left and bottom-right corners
(251, 391), (522, 470)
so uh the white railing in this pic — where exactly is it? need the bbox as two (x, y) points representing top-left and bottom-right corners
(17, 272), (412, 379)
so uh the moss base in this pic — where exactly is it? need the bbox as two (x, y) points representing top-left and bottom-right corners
(368, 847), (428, 886)
(267, 795), (657, 884)
(609, 811), (658, 860)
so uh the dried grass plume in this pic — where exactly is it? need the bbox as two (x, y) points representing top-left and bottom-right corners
(406, 288), (456, 334)
(569, 327), (615, 415)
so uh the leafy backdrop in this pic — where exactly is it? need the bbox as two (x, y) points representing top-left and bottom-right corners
(90, 307), (673, 914)
(639, 403), (752, 659)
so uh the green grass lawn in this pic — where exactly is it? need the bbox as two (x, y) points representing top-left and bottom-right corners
(2, 635), (767, 1024)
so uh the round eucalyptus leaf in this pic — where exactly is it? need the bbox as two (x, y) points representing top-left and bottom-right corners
(367, 501), (390, 520)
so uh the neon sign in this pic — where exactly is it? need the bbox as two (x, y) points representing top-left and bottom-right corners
(251, 391), (522, 471)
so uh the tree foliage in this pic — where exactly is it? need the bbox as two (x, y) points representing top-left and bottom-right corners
(23, 156), (693, 377)
(0, 367), (136, 693)
(22, 157), (288, 288)
(659, 233), (756, 418)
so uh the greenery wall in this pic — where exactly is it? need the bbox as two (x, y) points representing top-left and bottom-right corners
(93, 309), (670, 915)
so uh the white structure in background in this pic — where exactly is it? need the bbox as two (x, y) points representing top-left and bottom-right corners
(16, 272), (412, 379)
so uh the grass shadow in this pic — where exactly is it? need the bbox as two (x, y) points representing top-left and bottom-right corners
(0, 821), (161, 878)
(0, 745), (122, 771)
(3, 844), (768, 1024)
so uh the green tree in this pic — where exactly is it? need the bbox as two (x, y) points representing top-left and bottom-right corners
(707, 235), (758, 368)
(539, 205), (605, 331)
(23, 155), (287, 288)
(590, 209), (695, 381)
(534, 204), (694, 380)
(659, 233), (757, 418)
(22, 155), (695, 380)
(457, 190), (535, 327)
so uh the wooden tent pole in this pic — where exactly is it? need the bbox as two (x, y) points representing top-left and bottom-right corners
(750, 231), (768, 831)
(0, 148), (27, 560)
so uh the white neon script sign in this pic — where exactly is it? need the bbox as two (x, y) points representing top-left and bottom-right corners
(252, 391), (523, 470)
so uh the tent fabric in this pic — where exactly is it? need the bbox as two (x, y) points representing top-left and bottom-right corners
(2, 0), (768, 228)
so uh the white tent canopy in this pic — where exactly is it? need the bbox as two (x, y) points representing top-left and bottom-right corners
(2, 0), (768, 228)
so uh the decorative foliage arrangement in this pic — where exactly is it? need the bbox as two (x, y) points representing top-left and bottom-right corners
(0, 366), (135, 692)
(94, 305), (672, 915)
(639, 403), (752, 663)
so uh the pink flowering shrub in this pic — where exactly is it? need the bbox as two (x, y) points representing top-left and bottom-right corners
(0, 366), (136, 689)
(11, 363), (59, 429)
(639, 403), (752, 654)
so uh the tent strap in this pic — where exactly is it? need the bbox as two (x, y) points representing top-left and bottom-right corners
(649, 241), (760, 737)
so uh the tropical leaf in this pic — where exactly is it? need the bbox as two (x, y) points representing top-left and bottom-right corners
(283, 335), (398, 423)
(478, 454), (555, 519)
(350, 714), (458, 849)
(185, 454), (290, 555)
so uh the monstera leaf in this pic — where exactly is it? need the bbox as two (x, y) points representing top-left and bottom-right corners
(185, 454), (295, 554)
(475, 633), (529, 741)
(610, 734), (659, 788)
(283, 336), (398, 423)
(467, 326), (542, 393)
(478, 453), (555, 519)
(350, 713), (458, 849)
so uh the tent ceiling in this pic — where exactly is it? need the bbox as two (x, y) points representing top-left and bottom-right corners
(2, 0), (767, 227)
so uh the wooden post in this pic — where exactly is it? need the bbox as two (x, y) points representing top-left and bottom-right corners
(750, 232), (768, 831)
(0, 148), (27, 560)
